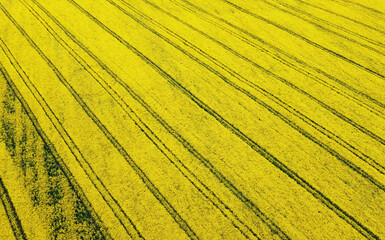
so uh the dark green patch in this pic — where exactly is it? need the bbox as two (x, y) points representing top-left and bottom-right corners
(2, 97), (15, 114)
(1, 78), (106, 240)
(30, 188), (40, 206)
(1, 120), (16, 155)
(48, 182), (64, 206)
(43, 146), (61, 177)
(74, 199), (93, 225)
(51, 210), (68, 239)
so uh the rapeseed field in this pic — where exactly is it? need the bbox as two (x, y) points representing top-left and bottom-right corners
(1, 0), (384, 239)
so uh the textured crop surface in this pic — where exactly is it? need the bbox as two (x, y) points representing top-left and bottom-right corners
(0, 0), (384, 239)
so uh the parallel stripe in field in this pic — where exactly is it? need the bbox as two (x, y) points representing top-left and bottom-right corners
(167, 0), (385, 116)
(172, 0), (385, 147)
(107, 0), (385, 179)
(113, 0), (385, 178)
(142, 0), (385, 129)
(254, 0), (385, 50)
(173, 0), (385, 98)
(213, 0), (385, 78)
(27, 0), (291, 238)
(4, 0), (377, 237)
(27, 0), (287, 238)
(108, 0), (385, 194)
(128, 0), (385, 175)
(287, 0), (385, 35)
(63, 0), (293, 238)
(62, 0), (381, 239)
(337, 0), (385, 17)
(18, 1), (260, 238)
(0, 177), (26, 240)
(0, 46), (112, 240)
(0, 37), (141, 239)
(0, 4), (199, 239)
